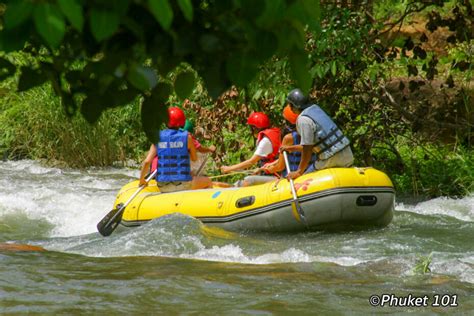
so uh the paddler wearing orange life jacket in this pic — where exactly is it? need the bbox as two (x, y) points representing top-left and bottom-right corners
(281, 88), (354, 180)
(139, 107), (212, 193)
(261, 105), (317, 176)
(220, 112), (281, 186)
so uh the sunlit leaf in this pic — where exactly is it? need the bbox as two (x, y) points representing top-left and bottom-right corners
(33, 3), (66, 48)
(174, 71), (196, 100)
(90, 9), (120, 42)
(57, 0), (84, 31)
(149, 0), (173, 30)
(331, 61), (337, 76)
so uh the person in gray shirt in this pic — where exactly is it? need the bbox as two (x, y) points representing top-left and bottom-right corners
(280, 88), (354, 180)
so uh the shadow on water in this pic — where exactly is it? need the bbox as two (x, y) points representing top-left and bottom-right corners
(0, 211), (54, 241)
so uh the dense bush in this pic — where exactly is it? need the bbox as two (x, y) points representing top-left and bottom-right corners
(0, 1), (472, 197)
(0, 75), (148, 168)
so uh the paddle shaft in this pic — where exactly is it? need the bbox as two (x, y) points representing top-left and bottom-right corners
(116, 169), (157, 216)
(97, 169), (157, 236)
(282, 151), (308, 226)
(195, 155), (209, 176)
(209, 169), (256, 180)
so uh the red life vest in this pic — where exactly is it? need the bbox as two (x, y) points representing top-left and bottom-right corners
(257, 127), (281, 164)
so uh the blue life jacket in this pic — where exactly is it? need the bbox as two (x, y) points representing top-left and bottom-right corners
(300, 104), (350, 160)
(156, 129), (192, 182)
(282, 131), (317, 177)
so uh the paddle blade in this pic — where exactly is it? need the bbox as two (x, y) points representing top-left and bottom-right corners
(291, 200), (307, 225)
(97, 208), (123, 237)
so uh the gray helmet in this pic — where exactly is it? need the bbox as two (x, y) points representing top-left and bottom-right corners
(286, 88), (308, 109)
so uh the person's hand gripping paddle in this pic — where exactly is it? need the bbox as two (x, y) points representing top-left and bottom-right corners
(97, 169), (157, 237)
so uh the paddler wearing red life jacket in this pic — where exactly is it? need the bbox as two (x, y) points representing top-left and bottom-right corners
(220, 112), (281, 186)
(139, 107), (212, 193)
(261, 105), (317, 176)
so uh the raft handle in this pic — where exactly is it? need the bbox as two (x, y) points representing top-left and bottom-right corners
(356, 195), (377, 206)
(236, 196), (255, 208)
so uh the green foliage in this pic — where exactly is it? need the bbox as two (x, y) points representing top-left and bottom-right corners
(0, 1), (472, 199)
(174, 70), (196, 100)
(391, 144), (474, 198)
(0, 0), (321, 143)
(0, 64), (148, 167)
(413, 253), (432, 274)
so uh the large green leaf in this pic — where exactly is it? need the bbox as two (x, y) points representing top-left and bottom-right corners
(90, 9), (120, 42)
(141, 82), (172, 143)
(148, 0), (173, 30)
(0, 57), (16, 81)
(287, 0), (320, 32)
(177, 0), (193, 22)
(174, 71), (196, 100)
(81, 94), (104, 124)
(127, 65), (158, 91)
(18, 67), (49, 92)
(4, 0), (34, 29)
(254, 31), (278, 61)
(57, 0), (84, 31)
(33, 3), (66, 48)
(201, 62), (230, 99)
(290, 50), (312, 92)
(256, 0), (286, 27)
(226, 53), (259, 87)
(301, 0), (321, 31)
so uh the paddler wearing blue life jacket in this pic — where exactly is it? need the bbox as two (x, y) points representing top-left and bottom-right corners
(220, 112), (281, 186)
(139, 107), (212, 193)
(281, 88), (354, 180)
(261, 105), (317, 176)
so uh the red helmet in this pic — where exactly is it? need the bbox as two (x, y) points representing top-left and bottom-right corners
(283, 105), (298, 125)
(167, 107), (186, 128)
(247, 112), (270, 129)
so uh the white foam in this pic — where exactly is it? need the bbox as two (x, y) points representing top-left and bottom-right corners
(0, 160), (129, 237)
(396, 195), (474, 222)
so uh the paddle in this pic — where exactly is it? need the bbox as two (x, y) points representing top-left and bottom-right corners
(195, 154), (209, 176)
(209, 169), (257, 180)
(97, 169), (157, 237)
(282, 151), (308, 227)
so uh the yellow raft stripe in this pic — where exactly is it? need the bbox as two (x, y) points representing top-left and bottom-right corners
(121, 186), (395, 225)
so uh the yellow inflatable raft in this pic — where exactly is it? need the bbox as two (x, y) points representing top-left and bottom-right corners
(113, 167), (395, 232)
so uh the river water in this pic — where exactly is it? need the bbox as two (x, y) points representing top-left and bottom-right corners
(1, 160), (473, 314)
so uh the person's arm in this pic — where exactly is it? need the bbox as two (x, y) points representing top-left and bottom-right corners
(221, 155), (261, 173)
(221, 136), (271, 173)
(139, 144), (157, 186)
(286, 145), (313, 180)
(188, 134), (197, 162)
(286, 116), (316, 180)
(197, 144), (216, 153)
(279, 144), (301, 153)
(263, 133), (294, 174)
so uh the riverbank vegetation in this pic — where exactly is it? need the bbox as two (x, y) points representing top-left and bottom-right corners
(0, 1), (472, 197)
